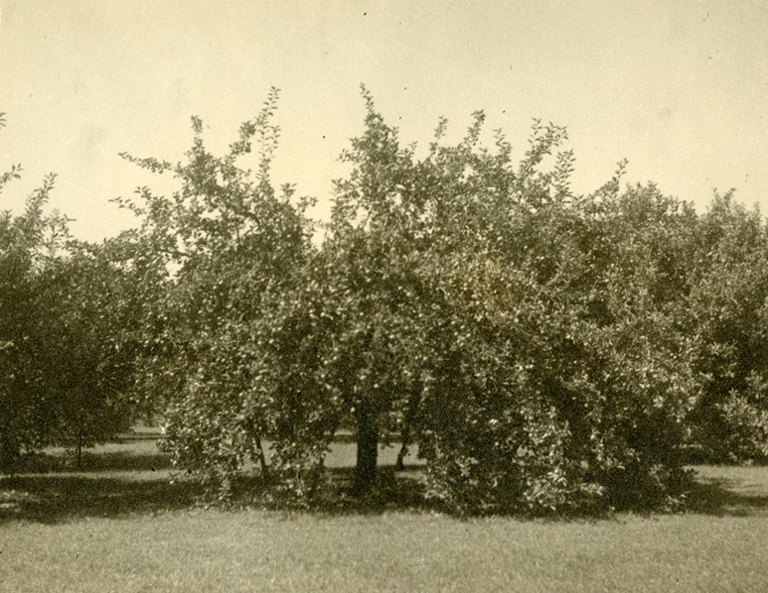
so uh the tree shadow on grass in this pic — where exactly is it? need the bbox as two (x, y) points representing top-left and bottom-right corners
(0, 473), (202, 525)
(686, 474), (768, 517)
(7, 448), (768, 524)
(305, 465), (768, 520)
(75, 451), (174, 472)
(0, 456), (434, 525)
(231, 463), (442, 518)
(323, 464), (439, 514)
(6, 448), (173, 474)
(0, 449), (199, 525)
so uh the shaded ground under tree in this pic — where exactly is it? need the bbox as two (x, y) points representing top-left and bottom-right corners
(3, 440), (768, 525)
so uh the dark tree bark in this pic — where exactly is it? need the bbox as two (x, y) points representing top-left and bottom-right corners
(353, 403), (378, 494)
(395, 430), (409, 472)
(395, 390), (420, 471)
(0, 436), (20, 474)
(255, 435), (269, 482)
(76, 430), (83, 470)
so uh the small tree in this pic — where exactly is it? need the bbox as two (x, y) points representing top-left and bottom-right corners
(39, 240), (144, 466)
(1, 113), (151, 471)
(685, 193), (768, 462)
(118, 89), (317, 496)
(0, 113), (70, 470)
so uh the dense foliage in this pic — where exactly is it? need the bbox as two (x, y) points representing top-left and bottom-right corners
(3, 92), (768, 514)
(0, 114), (141, 470)
(0, 165), (65, 469)
(685, 193), (768, 462)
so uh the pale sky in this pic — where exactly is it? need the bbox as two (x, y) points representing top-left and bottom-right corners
(1, 0), (767, 242)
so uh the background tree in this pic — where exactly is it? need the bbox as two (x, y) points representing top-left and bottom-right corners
(39, 239), (145, 466)
(685, 193), (768, 462)
(1, 112), (143, 471)
(0, 169), (68, 470)
(0, 109), (73, 470)
(118, 90), (318, 496)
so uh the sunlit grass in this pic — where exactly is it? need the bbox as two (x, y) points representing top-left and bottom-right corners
(2, 440), (768, 593)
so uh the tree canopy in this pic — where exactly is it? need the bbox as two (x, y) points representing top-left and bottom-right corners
(3, 92), (768, 514)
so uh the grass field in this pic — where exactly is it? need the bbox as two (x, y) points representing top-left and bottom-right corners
(2, 440), (768, 593)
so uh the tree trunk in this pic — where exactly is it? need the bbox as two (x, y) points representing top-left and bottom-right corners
(353, 403), (378, 495)
(395, 427), (409, 472)
(255, 436), (269, 482)
(0, 436), (19, 474)
(395, 391), (420, 471)
(76, 428), (83, 470)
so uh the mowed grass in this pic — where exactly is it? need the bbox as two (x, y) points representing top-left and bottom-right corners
(2, 440), (768, 593)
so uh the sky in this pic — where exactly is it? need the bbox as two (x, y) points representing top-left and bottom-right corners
(0, 0), (767, 242)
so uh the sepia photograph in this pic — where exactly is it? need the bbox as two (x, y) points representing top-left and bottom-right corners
(1, 1), (767, 591)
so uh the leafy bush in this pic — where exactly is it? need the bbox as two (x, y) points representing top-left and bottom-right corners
(117, 90), (764, 513)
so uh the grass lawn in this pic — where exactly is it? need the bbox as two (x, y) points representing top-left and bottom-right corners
(2, 440), (768, 593)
